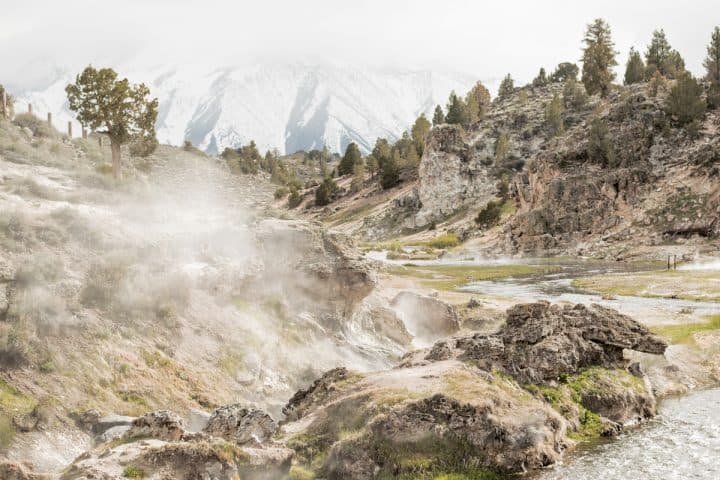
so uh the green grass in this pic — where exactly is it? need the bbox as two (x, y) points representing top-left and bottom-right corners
(652, 314), (720, 345)
(290, 465), (316, 480)
(422, 233), (461, 249)
(389, 263), (560, 291)
(571, 269), (720, 302)
(324, 202), (378, 224)
(122, 466), (145, 479)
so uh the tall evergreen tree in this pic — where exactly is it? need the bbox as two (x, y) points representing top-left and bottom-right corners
(581, 18), (617, 97)
(445, 91), (468, 126)
(411, 114), (431, 157)
(380, 150), (400, 189)
(498, 74), (515, 98)
(465, 81), (491, 124)
(372, 138), (392, 168)
(432, 105), (445, 125)
(338, 142), (362, 176)
(704, 26), (720, 85)
(624, 47), (646, 85)
(544, 93), (565, 137)
(644, 29), (685, 79)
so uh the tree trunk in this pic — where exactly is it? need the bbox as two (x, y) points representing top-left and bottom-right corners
(110, 140), (122, 180)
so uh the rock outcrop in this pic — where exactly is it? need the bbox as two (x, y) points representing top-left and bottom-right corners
(203, 404), (277, 445)
(391, 291), (461, 344)
(279, 302), (667, 478)
(415, 301), (667, 383)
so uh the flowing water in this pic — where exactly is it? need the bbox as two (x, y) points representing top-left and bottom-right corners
(536, 387), (720, 480)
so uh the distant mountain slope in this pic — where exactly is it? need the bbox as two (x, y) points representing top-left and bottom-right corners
(14, 63), (477, 154)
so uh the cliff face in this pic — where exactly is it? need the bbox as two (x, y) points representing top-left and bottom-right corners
(508, 86), (720, 254)
(414, 81), (720, 255)
(415, 83), (581, 227)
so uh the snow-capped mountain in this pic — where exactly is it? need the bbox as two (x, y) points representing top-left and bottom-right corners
(14, 63), (477, 154)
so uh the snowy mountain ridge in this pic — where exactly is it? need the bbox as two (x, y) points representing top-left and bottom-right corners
(15, 63), (478, 154)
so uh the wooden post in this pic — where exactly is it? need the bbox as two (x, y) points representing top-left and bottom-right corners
(98, 136), (102, 147)
(673, 254), (677, 270)
(67, 121), (72, 137)
(667, 255), (671, 270)
(47, 112), (52, 126)
(28, 103), (32, 115)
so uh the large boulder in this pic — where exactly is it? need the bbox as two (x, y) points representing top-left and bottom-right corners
(126, 410), (185, 442)
(391, 291), (460, 344)
(203, 404), (277, 445)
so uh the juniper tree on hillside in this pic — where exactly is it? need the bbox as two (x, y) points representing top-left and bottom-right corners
(338, 142), (362, 176)
(379, 150), (400, 189)
(66, 66), (158, 180)
(581, 18), (617, 97)
(644, 29), (686, 79)
(498, 74), (515, 98)
(432, 105), (445, 125)
(624, 47), (646, 85)
(704, 26), (720, 85)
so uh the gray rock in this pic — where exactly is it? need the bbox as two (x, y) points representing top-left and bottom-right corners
(203, 404), (276, 445)
(391, 291), (460, 344)
(126, 410), (185, 441)
(91, 414), (136, 435)
(187, 408), (211, 433)
(96, 425), (130, 443)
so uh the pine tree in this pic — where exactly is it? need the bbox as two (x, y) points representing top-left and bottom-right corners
(338, 142), (362, 176)
(665, 73), (706, 126)
(351, 159), (366, 192)
(445, 91), (468, 126)
(587, 117), (615, 166)
(465, 81), (491, 124)
(366, 154), (379, 178)
(644, 29), (685, 79)
(380, 150), (400, 189)
(498, 74), (515, 99)
(532, 68), (548, 87)
(411, 114), (431, 157)
(494, 131), (510, 164)
(624, 47), (645, 85)
(581, 18), (618, 97)
(372, 137), (392, 172)
(704, 26), (720, 85)
(66, 66), (158, 180)
(544, 93), (565, 137)
(432, 105), (445, 125)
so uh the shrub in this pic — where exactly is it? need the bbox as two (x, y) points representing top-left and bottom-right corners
(129, 134), (158, 157)
(425, 233), (460, 249)
(122, 466), (145, 479)
(665, 73), (706, 126)
(475, 200), (503, 228)
(13, 113), (57, 138)
(586, 117), (616, 166)
(551, 62), (579, 82)
(544, 94), (565, 137)
(315, 177), (338, 206)
(563, 79), (588, 109)
(287, 188), (302, 208)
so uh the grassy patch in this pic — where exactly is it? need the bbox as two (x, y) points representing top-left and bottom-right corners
(422, 233), (461, 249)
(122, 466), (145, 479)
(388, 263), (560, 291)
(652, 314), (720, 345)
(324, 202), (379, 224)
(290, 465), (316, 480)
(571, 269), (720, 302)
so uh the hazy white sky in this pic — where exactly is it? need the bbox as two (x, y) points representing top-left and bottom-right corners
(1, 0), (718, 90)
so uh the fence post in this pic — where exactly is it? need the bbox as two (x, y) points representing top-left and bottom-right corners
(667, 255), (671, 270)
(47, 112), (52, 127)
(98, 136), (102, 147)
(67, 121), (72, 137)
